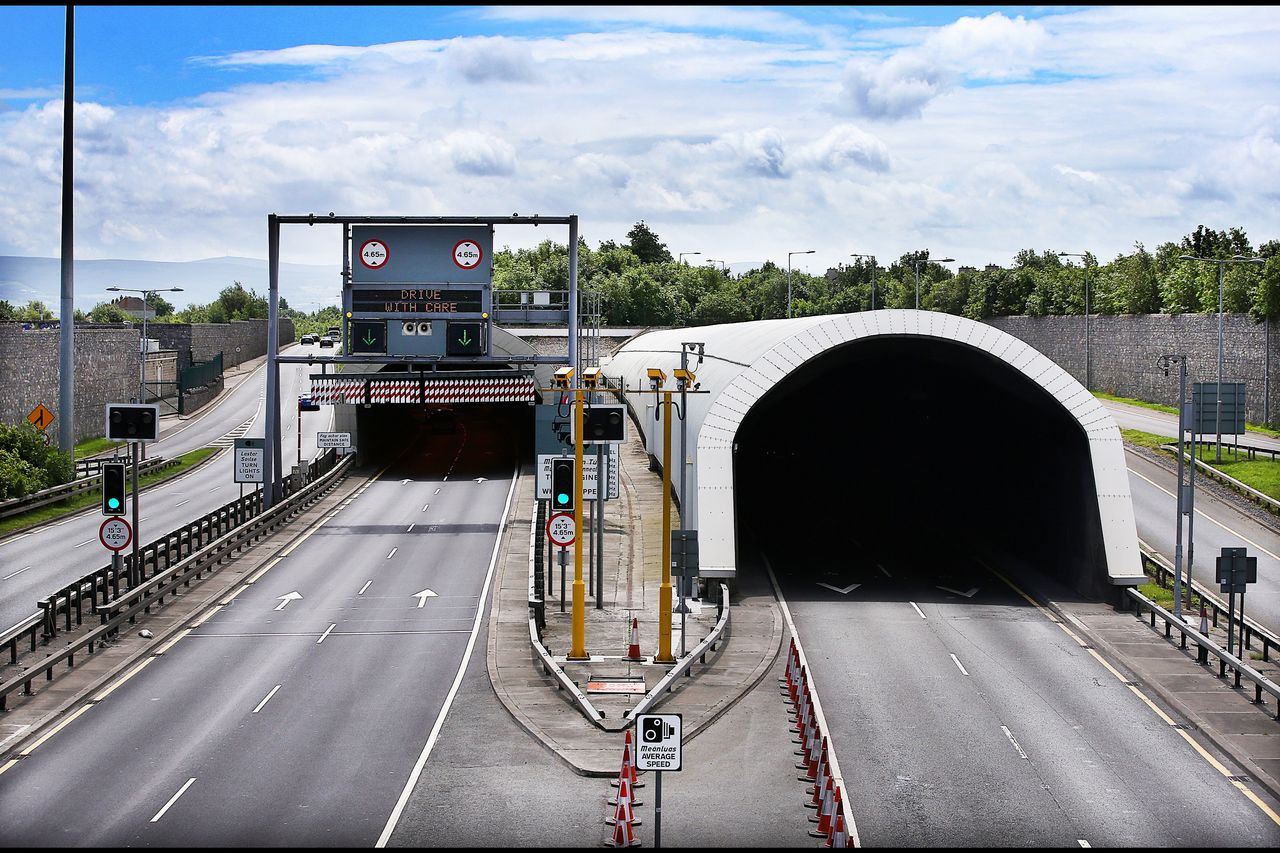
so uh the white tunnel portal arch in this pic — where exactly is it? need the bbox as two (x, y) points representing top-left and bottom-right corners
(602, 310), (1144, 589)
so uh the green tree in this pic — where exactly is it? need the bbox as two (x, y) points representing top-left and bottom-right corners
(89, 302), (130, 323)
(0, 422), (73, 498)
(0, 300), (16, 321)
(626, 221), (673, 265)
(20, 301), (52, 321)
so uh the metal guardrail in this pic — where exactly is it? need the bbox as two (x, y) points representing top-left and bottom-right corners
(0, 457), (175, 521)
(0, 449), (346, 709)
(1125, 587), (1280, 719)
(1161, 444), (1280, 516)
(624, 583), (730, 722)
(1139, 543), (1279, 663)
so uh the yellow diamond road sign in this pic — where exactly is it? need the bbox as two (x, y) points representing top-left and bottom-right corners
(27, 404), (54, 430)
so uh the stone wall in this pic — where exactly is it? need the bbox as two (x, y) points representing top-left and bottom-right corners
(147, 318), (295, 371)
(986, 314), (1280, 428)
(0, 323), (140, 441)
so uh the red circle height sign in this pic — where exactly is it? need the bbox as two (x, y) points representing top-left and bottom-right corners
(360, 239), (390, 270)
(453, 239), (483, 270)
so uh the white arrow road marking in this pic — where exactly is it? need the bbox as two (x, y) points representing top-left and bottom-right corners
(151, 778), (196, 823)
(474, 477), (487, 483)
(816, 582), (861, 595)
(413, 589), (438, 608)
(937, 586), (979, 598)
(274, 592), (302, 611)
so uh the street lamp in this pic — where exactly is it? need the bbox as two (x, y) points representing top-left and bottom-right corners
(706, 258), (727, 271)
(678, 252), (701, 265)
(787, 250), (815, 318)
(850, 253), (877, 311)
(1058, 252), (1092, 390)
(1177, 253), (1266, 461)
(910, 256), (954, 310)
(107, 286), (184, 404)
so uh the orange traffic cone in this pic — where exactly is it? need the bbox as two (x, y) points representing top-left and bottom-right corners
(809, 776), (834, 831)
(611, 730), (644, 789)
(606, 775), (643, 826)
(604, 815), (641, 848)
(826, 811), (849, 848)
(623, 617), (644, 662)
(810, 785), (841, 838)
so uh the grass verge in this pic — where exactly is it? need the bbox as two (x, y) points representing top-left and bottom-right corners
(1121, 429), (1280, 502)
(0, 447), (220, 538)
(74, 436), (125, 458)
(1097, 391), (1280, 438)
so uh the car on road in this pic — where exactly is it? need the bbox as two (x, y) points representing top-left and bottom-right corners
(319, 336), (334, 348)
(300, 334), (315, 344)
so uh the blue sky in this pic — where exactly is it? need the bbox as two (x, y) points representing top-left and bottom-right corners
(0, 4), (1276, 303)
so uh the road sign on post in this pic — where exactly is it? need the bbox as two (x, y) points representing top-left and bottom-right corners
(27, 403), (54, 431)
(234, 438), (265, 484)
(99, 516), (132, 552)
(316, 432), (352, 449)
(546, 512), (575, 547)
(635, 712), (683, 849)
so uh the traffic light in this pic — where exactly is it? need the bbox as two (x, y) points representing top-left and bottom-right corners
(101, 462), (126, 516)
(550, 458), (575, 513)
(105, 404), (159, 442)
(583, 405), (625, 442)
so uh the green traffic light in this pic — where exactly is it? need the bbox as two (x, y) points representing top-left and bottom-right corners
(556, 493), (569, 505)
(108, 498), (121, 510)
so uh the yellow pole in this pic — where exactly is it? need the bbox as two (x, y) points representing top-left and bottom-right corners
(656, 389), (676, 663)
(568, 386), (589, 660)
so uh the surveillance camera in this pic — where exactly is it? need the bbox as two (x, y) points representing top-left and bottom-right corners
(582, 367), (602, 389)
(553, 366), (575, 389)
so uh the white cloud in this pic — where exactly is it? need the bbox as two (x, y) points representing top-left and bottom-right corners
(795, 124), (890, 174)
(444, 131), (517, 176)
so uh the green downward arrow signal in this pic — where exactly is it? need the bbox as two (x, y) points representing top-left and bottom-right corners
(363, 331), (376, 346)
(458, 329), (472, 346)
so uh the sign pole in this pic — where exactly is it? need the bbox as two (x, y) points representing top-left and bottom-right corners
(559, 547), (567, 613)
(1173, 359), (1186, 621)
(1227, 590), (1236, 656)
(130, 441), (140, 588)
(568, 387), (588, 660)
(655, 770), (663, 849)
(596, 441), (605, 610)
(655, 391), (676, 663)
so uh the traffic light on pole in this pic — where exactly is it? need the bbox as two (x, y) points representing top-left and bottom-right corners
(101, 462), (126, 516)
(551, 458), (575, 513)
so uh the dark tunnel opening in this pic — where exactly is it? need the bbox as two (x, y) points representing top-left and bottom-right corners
(733, 336), (1109, 600)
(354, 401), (533, 479)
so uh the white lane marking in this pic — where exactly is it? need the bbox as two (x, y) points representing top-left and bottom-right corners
(407, 524), (415, 533)
(443, 475), (450, 482)
(1078, 842), (1091, 849)
(910, 601), (927, 619)
(421, 503), (429, 512)
(413, 589), (438, 608)
(150, 778), (196, 822)
(3, 566), (32, 580)
(434, 488), (441, 495)
(817, 582), (861, 594)
(252, 685), (282, 714)
(175, 499), (190, 507)
(358, 581), (373, 596)
(950, 653), (970, 676)
(317, 624), (336, 644)
(376, 466), (519, 848)
(1128, 465), (1280, 561)
(877, 564), (891, 578)
(937, 586), (979, 598)
(1001, 725), (1029, 760)
(387, 547), (397, 560)
(401, 479), (410, 485)
(74, 540), (93, 548)
(274, 592), (302, 611)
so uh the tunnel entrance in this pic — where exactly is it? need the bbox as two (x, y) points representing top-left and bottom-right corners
(355, 401), (532, 478)
(733, 336), (1109, 599)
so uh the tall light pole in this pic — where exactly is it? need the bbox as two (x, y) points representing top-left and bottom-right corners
(850, 253), (876, 310)
(1058, 252), (1092, 390)
(911, 256), (954, 310)
(1178, 253), (1266, 461)
(107, 286), (184, 404)
(787, 250), (815, 319)
(678, 251), (701, 265)
(706, 258), (727, 271)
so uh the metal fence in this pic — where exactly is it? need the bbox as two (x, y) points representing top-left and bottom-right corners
(1, 457), (176, 520)
(178, 352), (224, 414)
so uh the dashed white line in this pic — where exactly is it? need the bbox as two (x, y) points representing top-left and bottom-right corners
(317, 624), (336, 644)
(421, 503), (430, 512)
(950, 653), (970, 676)
(877, 564), (891, 578)
(433, 488), (441, 495)
(74, 540), (91, 548)
(1001, 725), (1029, 760)
(387, 547), (397, 559)
(358, 580), (372, 595)
(407, 524), (415, 533)
(175, 499), (190, 507)
(910, 601), (927, 619)
(151, 777), (196, 822)
(3, 566), (31, 580)
(252, 685), (281, 714)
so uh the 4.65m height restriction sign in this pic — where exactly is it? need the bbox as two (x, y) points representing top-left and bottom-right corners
(360, 239), (390, 270)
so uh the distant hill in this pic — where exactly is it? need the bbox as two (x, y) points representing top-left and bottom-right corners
(0, 255), (342, 313)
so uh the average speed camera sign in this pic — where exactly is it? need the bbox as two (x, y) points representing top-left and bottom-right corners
(546, 512), (575, 547)
(453, 239), (483, 270)
(360, 239), (389, 270)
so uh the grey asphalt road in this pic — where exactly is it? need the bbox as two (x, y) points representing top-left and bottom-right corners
(1100, 398), (1280, 453)
(0, 352), (329, 641)
(771, 546), (1280, 848)
(1126, 447), (1280, 632)
(0, 416), (514, 846)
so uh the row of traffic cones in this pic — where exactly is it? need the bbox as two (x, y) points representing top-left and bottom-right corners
(781, 638), (851, 848)
(605, 729), (645, 847)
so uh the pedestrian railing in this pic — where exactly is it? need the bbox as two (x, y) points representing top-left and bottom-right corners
(1125, 587), (1280, 720)
(0, 457), (176, 521)
(624, 583), (730, 722)
(1161, 443), (1280, 516)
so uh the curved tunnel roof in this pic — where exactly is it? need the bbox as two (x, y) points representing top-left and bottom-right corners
(602, 310), (1142, 586)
